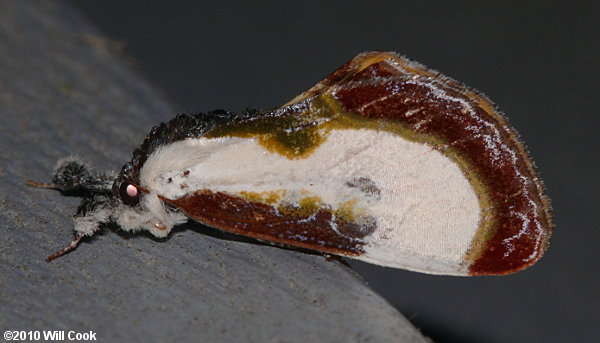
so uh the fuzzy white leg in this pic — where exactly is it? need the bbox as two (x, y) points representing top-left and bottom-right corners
(72, 195), (115, 236)
(73, 208), (111, 236)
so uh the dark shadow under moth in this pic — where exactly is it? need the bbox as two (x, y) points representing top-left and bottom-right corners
(28, 51), (553, 276)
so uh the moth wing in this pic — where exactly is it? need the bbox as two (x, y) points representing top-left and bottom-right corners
(159, 51), (552, 276)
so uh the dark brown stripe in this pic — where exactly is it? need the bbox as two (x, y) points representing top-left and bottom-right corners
(324, 52), (552, 275)
(162, 191), (375, 256)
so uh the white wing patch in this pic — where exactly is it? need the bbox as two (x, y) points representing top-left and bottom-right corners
(140, 129), (480, 275)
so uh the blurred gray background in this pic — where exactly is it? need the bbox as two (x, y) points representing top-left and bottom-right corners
(65, 1), (600, 342)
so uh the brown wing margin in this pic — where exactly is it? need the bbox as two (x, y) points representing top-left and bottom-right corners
(162, 191), (375, 256)
(286, 51), (552, 275)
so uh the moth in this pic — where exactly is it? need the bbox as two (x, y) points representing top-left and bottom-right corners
(29, 51), (553, 276)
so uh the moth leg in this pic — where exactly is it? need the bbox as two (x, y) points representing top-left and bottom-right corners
(26, 180), (60, 188)
(115, 194), (188, 238)
(46, 194), (117, 262)
(45, 232), (85, 262)
(28, 156), (114, 194)
(54, 156), (115, 193)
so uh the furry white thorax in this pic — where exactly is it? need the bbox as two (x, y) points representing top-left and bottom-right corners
(139, 128), (481, 275)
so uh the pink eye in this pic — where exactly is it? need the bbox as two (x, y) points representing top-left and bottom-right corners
(119, 182), (140, 206)
(126, 184), (138, 197)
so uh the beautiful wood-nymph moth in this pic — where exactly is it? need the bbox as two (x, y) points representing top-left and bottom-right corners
(29, 51), (553, 276)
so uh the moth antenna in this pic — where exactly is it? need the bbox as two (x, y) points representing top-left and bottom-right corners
(26, 180), (59, 189)
(45, 232), (86, 263)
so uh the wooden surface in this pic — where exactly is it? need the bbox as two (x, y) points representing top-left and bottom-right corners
(0, 1), (429, 342)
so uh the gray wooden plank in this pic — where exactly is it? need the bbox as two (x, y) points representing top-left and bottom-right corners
(0, 1), (430, 342)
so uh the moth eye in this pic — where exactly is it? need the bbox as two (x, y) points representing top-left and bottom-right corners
(119, 182), (140, 206)
(126, 184), (138, 197)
